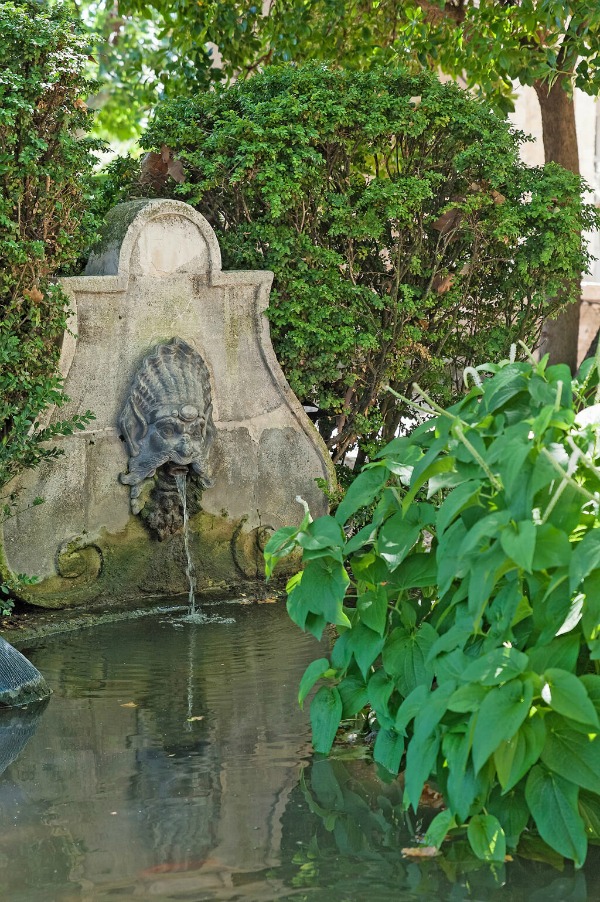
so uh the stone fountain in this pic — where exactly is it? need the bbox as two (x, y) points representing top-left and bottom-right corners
(0, 199), (333, 608)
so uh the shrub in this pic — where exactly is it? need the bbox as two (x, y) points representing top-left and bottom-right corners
(0, 0), (98, 597)
(136, 63), (597, 462)
(265, 346), (600, 867)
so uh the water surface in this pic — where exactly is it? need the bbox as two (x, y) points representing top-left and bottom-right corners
(0, 604), (597, 901)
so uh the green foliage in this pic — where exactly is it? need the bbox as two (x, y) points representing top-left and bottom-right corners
(76, 0), (600, 141)
(265, 346), (600, 867)
(0, 2), (98, 507)
(137, 64), (597, 462)
(394, 2), (600, 114)
(288, 759), (591, 896)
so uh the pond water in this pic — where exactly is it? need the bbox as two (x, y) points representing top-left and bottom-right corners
(0, 603), (598, 901)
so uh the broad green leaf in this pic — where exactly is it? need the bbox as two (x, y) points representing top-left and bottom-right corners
(494, 713), (546, 792)
(437, 519), (468, 595)
(541, 669), (599, 728)
(335, 465), (388, 524)
(482, 367), (528, 414)
(461, 646), (529, 686)
(413, 680), (456, 743)
(404, 730), (441, 812)
(427, 616), (472, 662)
(287, 556), (351, 635)
(468, 543), (512, 622)
(525, 766), (587, 868)
(338, 676), (368, 718)
(472, 678), (533, 773)
(356, 584), (388, 635)
(297, 515), (345, 551)
(486, 581), (530, 640)
(310, 686), (343, 754)
(349, 622), (385, 679)
(580, 674), (600, 713)
(579, 790), (600, 839)
(437, 479), (481, 536)
(581, 571), (600, 648)
(570, 530), (600, 592)
(459, 510), (512, 557)
(532, 523), (572, 570)
(344, 522), (378, 555)
(488, 430), (532, 496)
(298, 657), (331, 707)
(545, 484), (587, 537)
(447, 682), (489, 713)
(487, 786), (530, 849)
(367, 669), (396, 729)
(532, 573), (573, 646)
(528, 634), (580, 674)
(467, 814), (506, 863)
(350, 551), (390, 585)
(541, 714), (600, 794)
(390, 552), (437, 589)
(556, 593), (584, 637)
(373, 728), (405, 774)
(500, 520), (536, 572)
(303, 612), (329, 639)
(394, 683), (429, 734)
(403, 455), (456, 511)
(331, 631), (352, 670)
(264, 525), (300, 577)
(383, 622), (438, 697)
(444, 726), (479, 822)
(375, 435), (417, 460)
(376, 512), (422, 571)
(424, 809), (456, 849)
(435, 648), (472, 684)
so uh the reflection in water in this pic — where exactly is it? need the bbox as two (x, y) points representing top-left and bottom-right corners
(0, 606), (597, 901)
(277, 759), (596, 902)
(0, 699), (48, 776)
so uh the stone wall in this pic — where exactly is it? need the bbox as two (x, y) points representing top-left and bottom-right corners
(1, 200), (333, 608)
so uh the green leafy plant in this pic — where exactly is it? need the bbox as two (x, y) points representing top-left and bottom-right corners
(266, 345), (600, 867)
(135, 64), (597, 463)
(0, 1), (98, 488)
(0, 1), (99, 598)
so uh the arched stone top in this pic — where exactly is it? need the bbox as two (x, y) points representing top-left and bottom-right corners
(85, 199), (222, 278)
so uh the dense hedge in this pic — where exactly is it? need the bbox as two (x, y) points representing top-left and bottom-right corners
(126, 64), (598, 463)
(0, 0), (99, 604)
(0, 0), (98, 496)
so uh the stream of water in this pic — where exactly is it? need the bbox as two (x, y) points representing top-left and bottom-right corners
(0, 605), (599, 901)
(174, 472), (202, 621)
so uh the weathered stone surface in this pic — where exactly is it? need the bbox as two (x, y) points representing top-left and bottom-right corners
(1, 199), (333, 607)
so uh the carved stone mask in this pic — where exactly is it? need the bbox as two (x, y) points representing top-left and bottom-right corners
(119, 338), (216, 512)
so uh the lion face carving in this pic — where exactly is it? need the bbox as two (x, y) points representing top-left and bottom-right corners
(119, 338), (216, 514)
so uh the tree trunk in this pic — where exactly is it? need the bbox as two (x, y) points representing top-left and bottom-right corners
(534, 76), (581, 373)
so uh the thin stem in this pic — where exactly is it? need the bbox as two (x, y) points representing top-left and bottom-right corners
(540, 447), (598, 504)
(453, 424), (503, 491)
